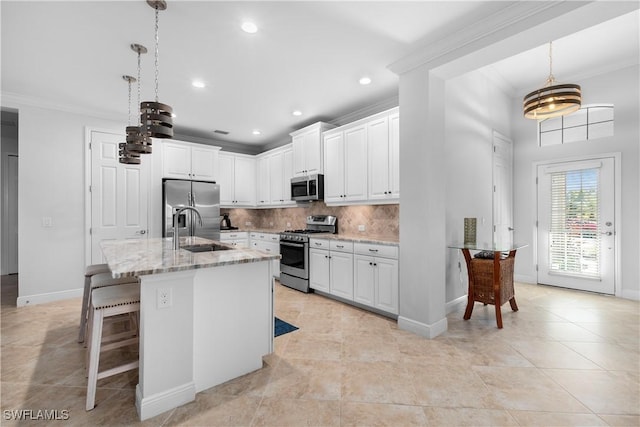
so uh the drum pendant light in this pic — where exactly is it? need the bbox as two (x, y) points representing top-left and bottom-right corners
(523, 42), (581, 120)
(119, 75), (142, 165)
(125, 43), (152, 155)
(140, 0), (174, 139)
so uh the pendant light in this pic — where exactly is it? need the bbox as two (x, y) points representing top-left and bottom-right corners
(140, 0), (173, 139)
(523, 42), (581, 120)
(126, 43), (152, 155)
(119, 75), (141, 165)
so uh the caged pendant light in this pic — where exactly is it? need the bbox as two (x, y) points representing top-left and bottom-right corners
(140, 0), (174, 139)
(523, 41), (581, 120)
(119, 75), (141, 165)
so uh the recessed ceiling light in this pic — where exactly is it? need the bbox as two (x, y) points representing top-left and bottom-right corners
(241, 22), (258, 34)
(292, 110), (302, 116)
(192, 80), (206, 88)
(252, 129), (261, 135)
(359, 76), (372, 85)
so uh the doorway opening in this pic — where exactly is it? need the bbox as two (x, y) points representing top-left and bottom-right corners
(1, 108), (19, 306)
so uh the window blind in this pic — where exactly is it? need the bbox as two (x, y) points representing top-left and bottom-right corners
(549, 168), (600, 278)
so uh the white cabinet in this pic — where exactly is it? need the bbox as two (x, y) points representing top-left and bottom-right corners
(162, 140), (220, 182)
(255, 145), (294, 207)
(219, 231), (249, 248)
(323, 124), (368, 204)
(353, 242), (399, 314)
(290, 122), (335, 177)
(218, 153), (256, 207)
(249, 232), (281, 277)
(309, 238), (354, 300)
(368, 110), (400, 201)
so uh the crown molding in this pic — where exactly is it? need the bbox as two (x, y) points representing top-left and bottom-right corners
(0, 91), (124, 123)
(388, 1), (587, 76)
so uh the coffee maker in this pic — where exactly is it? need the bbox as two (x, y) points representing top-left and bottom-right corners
(220, 213), (237, 230)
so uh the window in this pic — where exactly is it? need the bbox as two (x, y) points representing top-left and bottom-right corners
(539, 104), (614, 146)
(549, 167), (601, 278)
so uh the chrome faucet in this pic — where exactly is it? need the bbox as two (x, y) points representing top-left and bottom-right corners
(173, 206), (203, 250)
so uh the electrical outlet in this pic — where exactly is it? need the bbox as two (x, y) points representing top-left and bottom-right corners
(42, 217), (53, 227)
(245, 221), (252, 226)
(286, 222), (291, 228)
(157, 288), (172, 309)
(358, 224), (366, 232)
(269, 222), (274, 227)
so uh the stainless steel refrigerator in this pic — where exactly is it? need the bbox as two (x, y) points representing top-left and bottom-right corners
(163, 179), (221, 241)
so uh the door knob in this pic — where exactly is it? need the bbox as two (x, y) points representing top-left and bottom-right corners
(601, 231), (613, 236)
(508, 227), (514, 231)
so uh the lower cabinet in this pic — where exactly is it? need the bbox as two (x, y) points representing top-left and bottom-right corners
(219, 231), (249, 249)
(309, 240), (353, 299)
(354, 254), (398, 314)
(310, 238), (398, 315)
(249, 232), (281, 278)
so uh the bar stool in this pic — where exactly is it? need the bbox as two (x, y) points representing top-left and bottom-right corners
(86, 282), (140, 411)
(78, 268), (136, 343)
(79, 264), (110, 342)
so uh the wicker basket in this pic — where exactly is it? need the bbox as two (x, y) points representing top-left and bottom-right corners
(470, 256), (515, 306)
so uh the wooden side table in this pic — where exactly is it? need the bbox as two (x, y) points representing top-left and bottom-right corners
(449, 243), (527, 329)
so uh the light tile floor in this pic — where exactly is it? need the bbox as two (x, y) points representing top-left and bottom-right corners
(1, 274), (639, 426)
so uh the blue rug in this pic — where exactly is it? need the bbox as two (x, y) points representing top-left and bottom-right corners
(274, 317), (298, 337)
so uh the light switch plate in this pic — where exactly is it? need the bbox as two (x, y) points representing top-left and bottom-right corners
(358, 224), (365, 232)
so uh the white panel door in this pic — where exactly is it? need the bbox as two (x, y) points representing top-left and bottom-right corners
(354, 255), (375, 306)
(91, 131), (149, 264)
(162, 141), (191, 179)
(368, 117), (390, 200)
(256, 156), (270, 206)
(493, 132), (513, 246)
(344, 125), (368, 201)
(190, 145), (218, 181)
(218, 153), (235, 205)
(375, 257), (399, 314)
(329, 252), (353, 300)
(323, 132), (344, 203)
(537, 157), (615, 294)
(233, 156), (256, 206)
(389, 112), (400, 197)
(269, 151), (284, 204)
(283, 148), (293, 202)
(304, 131), (322, 175)
(309, 249), (330, 292)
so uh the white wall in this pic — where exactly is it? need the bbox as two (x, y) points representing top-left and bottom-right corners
(444, 70), (513, 305)
(7, 101), (123, 305)
(512, 64), (640, 300)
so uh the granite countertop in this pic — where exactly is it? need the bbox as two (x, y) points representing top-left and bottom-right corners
(100, 237), (281, 278)
(220, 228), (399, 245)
(311, 233), (399, 246)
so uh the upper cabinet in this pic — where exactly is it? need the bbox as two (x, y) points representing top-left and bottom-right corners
(218, 152), (256, 207)
(323, 124), (368, 204)
(323, 107), (399, 206)
(256, 145), (295, 208)
(290, 122), (335, 177)
(368, 110), (400, 201)
(162, 140), (220, 182)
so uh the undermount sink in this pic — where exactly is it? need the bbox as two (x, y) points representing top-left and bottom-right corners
(182, 244), (234, 253)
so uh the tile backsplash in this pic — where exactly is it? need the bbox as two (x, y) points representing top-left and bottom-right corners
(221, 202), (399, 238)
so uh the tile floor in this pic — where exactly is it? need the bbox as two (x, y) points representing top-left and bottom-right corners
(1, 274), (639, 426)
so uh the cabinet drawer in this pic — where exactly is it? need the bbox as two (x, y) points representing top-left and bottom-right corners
(220, 231), (248, 241)
(354, 242), (398, 259)
(309, 239), (330, 250)
(330, 240), (353, 253)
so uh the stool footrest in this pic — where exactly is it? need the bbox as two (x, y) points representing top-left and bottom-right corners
(97, 360), (139, 381)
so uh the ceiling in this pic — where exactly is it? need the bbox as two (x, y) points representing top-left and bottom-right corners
(1, 2), (638, 152)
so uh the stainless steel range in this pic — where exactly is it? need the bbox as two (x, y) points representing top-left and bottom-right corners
(279, 215), (337, 293)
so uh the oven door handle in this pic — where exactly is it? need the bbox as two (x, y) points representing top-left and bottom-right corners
(280, 241), (306, 248)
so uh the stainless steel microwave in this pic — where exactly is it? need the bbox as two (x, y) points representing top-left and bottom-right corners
(291, 174), (324, 202)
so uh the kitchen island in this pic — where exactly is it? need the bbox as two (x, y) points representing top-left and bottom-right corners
(100, 236), (279, 420)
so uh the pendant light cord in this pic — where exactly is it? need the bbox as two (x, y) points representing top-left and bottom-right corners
(154, 5), (160, 103)
(546, 41), (556, 86)
(137, 49), (142, 125)
(127, 79), (132, 126)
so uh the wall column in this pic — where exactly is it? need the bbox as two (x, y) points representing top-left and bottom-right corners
(397, 65), (447, 338)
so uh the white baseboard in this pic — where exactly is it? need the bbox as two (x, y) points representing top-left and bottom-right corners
(17, 288), (83, 307)
(398, 315), (448, 339)
(445, 295), (467, 314)
(136, 382), (196, 421)
(621, 288), (640, 301)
